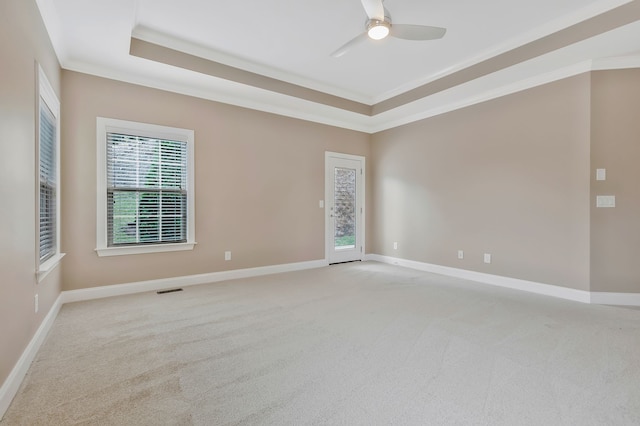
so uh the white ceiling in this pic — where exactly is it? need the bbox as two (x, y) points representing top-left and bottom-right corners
(38, 0), (640, 132)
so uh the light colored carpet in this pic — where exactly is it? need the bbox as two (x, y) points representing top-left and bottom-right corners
(2, 261), (640, 425)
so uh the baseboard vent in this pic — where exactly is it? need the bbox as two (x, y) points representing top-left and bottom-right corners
(156, 288), (183, 295)
(329, 260), (362, 265)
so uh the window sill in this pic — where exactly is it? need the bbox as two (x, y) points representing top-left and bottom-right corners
(95, 242), (196, 257)
(38, 252), (66, 283)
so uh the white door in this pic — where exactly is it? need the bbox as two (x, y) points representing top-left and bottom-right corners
(325, 152), (365, 264)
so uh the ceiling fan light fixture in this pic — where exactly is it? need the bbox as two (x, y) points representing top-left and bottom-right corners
(367, 19), (390, 40)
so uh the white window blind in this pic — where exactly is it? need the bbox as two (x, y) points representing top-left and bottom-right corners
(106, 133), (188, 246)
(39, 95), (57, 263)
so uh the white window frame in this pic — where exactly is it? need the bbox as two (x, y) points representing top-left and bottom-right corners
(37, 65), (64, 281)
(96, 117), (196, 257)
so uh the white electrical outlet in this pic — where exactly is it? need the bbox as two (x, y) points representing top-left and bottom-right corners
(393, 242), (398, 250)
(35, 294), (39, 313)
(484, 253), (491, 264)
(458, 250), (464, 259)
(224, 251), (231, 261)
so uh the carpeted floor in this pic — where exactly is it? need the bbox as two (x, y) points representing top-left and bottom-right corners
(2, 261), (640, 425)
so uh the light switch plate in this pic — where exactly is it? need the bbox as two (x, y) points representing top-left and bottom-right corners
(596, 169), (606, 181)
(596, 196), (615, 208)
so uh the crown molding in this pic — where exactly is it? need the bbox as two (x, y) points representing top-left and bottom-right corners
(64, 50), (640, 136)
(591, 55), (640, 70)
(132, 26), (374, 105)
(370, 0), (633, 104)
(133, 0), (633, 107)
(62, 59), (374, 133)
(369, 61), (595, 133)
(125, 11), (640, 133)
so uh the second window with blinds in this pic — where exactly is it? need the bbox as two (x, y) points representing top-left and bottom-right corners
(38, 65), (64, 280)
(96, 118), (195, 256)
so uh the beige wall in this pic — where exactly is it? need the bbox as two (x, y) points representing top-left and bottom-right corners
(61, 71), (370, 290)
(590, 69), (640, 293)
(0, 0), (62, 389)
(59, 68), (639, 294)
(371, 75), (592, 291)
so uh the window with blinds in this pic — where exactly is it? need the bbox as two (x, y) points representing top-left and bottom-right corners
(106, 133), (188, 246)
(96, 118), (195, 256)
(37, 65), (63, 278)
(39, 99), (57, 263)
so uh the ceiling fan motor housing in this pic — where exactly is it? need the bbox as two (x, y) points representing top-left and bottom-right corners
(366, 18), (391, 40)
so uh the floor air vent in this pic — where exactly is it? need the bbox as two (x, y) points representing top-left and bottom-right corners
(157, 288), (183, 295)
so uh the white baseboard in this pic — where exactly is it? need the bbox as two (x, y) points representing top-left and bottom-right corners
(589, 292), (640, 306)
(365, 254), (594, 304)
(0, 294), (63, 420)
(61, 258), (328, 304)
(366, 254), (640, 306)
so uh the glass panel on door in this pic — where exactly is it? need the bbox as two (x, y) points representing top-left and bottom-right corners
(334, 167), (356, 250)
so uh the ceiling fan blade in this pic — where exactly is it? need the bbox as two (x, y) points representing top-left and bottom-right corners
(391, 24), (446, 41)
(360, 0), (385, 20)
(331, 32), (368, 58)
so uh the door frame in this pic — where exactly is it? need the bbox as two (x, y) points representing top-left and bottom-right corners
(325, 151), (365, 264)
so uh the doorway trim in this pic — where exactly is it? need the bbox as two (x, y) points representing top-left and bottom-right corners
(325, 151), (365, 264)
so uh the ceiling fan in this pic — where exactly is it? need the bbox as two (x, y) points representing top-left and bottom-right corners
(331, 0), (446, 57)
